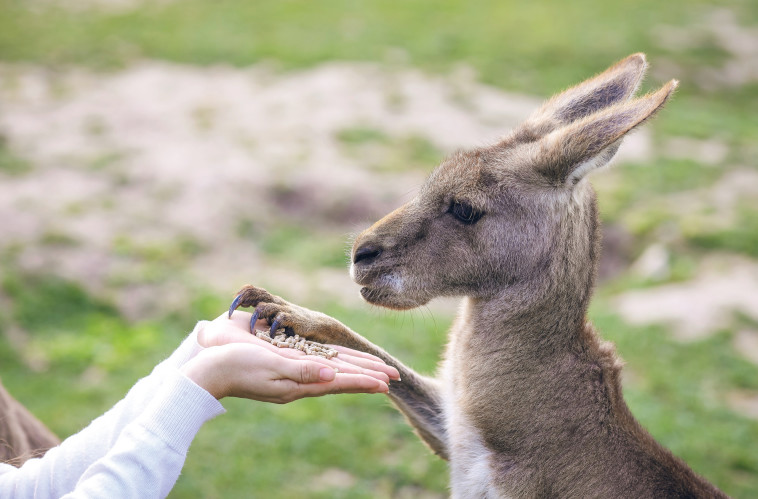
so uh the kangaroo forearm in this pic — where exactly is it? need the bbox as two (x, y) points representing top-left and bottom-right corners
(306, 315), (449, 458)
(227, 287), (450, 459)
(387, 374), (449, 460)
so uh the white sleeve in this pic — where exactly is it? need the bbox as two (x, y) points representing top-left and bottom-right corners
(0, 321), (222, 498)
(60, 371), (225, 499)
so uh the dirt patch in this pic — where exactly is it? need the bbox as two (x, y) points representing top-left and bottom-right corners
(394, 486), (446, 499)
(3, 61), (649, 317)
(621, 168), (758, 238)
(615, 256), (758, 341)
(29, 0), (174, 13)
(653, 9), (758, 89)
(312, 468), (358, 491)
(727, 390), (758, 420)
(662, 136), (729, 166)
(734, 329), (758, 366)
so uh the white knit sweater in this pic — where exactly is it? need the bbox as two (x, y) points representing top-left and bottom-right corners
(0, 322), (226, 498)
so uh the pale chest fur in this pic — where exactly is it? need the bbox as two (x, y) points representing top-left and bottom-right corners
(442, 339), (507, 499)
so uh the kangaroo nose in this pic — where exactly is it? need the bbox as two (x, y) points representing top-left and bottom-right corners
(353, 244), (382, 265)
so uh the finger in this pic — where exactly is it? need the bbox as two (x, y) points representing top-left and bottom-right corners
(246, 337), (336, 364)
(215, 313), (289, 349)
(219, 316), (394, 382)
(225, 313), (388, 368)
(286, 354), (390, 383)
(328, 357), (390, 383)
(328, 345), (385, 363)
(239, 331), (391, 379)
(252, 318), (271, 331)
(277, 359), (340, 385)
(249, 341), (360, 374)
(295, 374), (389, 398)
(265, 350), (390, 384)
(253, 338), (336, 363)
(224, 310), (265, 331)
(268, 346), (392, 382)
(228, 313), (388, 369)
(254, 337), (395, 381)
(333, 353), (401, 381)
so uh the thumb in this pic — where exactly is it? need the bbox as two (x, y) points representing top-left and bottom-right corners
(286, 360), (338, 384)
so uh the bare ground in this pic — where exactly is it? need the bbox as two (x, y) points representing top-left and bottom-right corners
(0, 61), (585, 317)
(1, 60), (755, 361)
(616, 255), (758, 341)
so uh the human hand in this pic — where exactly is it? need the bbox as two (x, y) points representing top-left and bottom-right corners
(199, 311), (400, 384)
(181, 312), (399, 402)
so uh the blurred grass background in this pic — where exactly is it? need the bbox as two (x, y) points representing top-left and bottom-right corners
(1, 0), (757, 497)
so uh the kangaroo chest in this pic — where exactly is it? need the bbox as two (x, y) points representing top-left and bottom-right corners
(441, 354), (507, 499)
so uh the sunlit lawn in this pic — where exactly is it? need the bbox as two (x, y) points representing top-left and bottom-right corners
(1, 0), (757, 496)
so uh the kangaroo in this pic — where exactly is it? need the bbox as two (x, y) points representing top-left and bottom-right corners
(229, 54), (726, 498)
(0, 379), (59, 466)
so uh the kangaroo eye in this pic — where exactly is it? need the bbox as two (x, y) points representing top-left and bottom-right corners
(450, 201), (483, 225)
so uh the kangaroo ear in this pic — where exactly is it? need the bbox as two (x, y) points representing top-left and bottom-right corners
(518, 53), (648, 141)
(535, 79), (678, 187)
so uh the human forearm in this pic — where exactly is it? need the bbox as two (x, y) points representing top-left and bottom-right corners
(60, 371), (224, 499)
(0, 323), (210, 496)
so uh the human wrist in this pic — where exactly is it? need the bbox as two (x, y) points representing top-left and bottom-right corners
(138, 370), (226, 451)
(180, 351), (228, 400)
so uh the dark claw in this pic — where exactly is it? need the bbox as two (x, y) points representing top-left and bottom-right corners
(269, 318), (281, 338)
(228, 294), (243, 318)
(250, 308), (260, 333)
(249, 313), (257, 334)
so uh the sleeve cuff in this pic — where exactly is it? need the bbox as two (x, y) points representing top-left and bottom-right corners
(136, 370), (226, 454)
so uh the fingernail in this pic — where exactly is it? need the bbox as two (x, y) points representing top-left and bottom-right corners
(319, 367), (337, 382)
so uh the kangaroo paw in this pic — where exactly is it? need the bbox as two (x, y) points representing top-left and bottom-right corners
(229, 285), (279, 317)
(229, 285), (283, 335)
(229, 285), (314, 338)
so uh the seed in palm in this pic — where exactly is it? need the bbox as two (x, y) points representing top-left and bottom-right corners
(254, 329), (339, 359)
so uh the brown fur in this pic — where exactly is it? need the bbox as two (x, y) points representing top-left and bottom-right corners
(233, 54), (726, 497)
(0, 378), (59, 466)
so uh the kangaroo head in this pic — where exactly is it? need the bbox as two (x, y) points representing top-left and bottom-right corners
(351, 54), (677, 311)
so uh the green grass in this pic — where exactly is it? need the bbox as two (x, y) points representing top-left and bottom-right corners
(336, 127), (391, 146)
(0, 274), (450, 497)
(176, 300), (451, 498)
(598, 158), (726, 224)
(1, 0), (756, 142)
(106, 233), (208, 285)
(337, 127), (444, 173)
(1, 0), (757, 496)
(590, 299), (758, 497)
(687, 204), (758, 258)
(2, 274), (758, 496)
(0, 0), (740, 87)
(257, 224), (351, 269)
(0, 135), (32, 175)
(0, 273), (181, 434)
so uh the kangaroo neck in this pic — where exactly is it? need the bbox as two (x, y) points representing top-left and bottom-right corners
(464, 274), (593, 356)
(452, 286), (615, 459)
